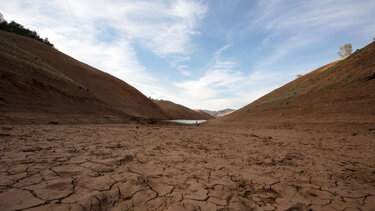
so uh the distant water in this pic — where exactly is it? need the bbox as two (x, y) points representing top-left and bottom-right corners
(162, 120), (207, 124)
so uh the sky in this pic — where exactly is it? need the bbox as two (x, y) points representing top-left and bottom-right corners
(1, 0), (374, 110)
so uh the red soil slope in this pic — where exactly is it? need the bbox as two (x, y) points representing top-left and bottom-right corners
(0, 31), (168, 124)
(153, 100), (214, 120)
(210, 41), (375, 128)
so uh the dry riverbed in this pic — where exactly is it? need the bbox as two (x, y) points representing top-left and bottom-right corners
(0, 124), (374, 210)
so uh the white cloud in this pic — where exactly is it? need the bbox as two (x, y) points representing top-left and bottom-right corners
(0, 0), (207, 97)
(248, 0), (375, 74)
(175, 45), (241, 98)
(164, 45), (279, 110)
(253, 34), (319, 72)
(178, 65), (191, 76)
(252, 0), (375, 32)
(2, 0), (207, 57)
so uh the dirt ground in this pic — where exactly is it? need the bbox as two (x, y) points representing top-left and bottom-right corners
(0, 124), (374, 210)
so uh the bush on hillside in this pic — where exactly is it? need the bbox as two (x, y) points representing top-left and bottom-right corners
(0, 20), (53, 47)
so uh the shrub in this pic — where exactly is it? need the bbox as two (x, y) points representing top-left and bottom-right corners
(0, 20), (53, 47)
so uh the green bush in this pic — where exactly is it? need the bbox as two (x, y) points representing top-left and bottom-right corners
(0, 20), (53, 47)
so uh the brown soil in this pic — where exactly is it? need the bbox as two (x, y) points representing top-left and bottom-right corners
(0, 124), (374, 210)
(0, 31), (168, 124)
(153, 100), (214, 120)
(209, 41), (375, 128)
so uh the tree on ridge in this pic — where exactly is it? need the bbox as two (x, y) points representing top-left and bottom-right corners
(338, 43), (352, 58)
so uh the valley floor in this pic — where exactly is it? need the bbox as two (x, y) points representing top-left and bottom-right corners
(0, 124), (374, 210)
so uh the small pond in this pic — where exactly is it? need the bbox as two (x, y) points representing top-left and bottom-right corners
(162, 120), (207, 124)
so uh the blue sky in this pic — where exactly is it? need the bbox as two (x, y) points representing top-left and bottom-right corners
(1, 0), (374, 110)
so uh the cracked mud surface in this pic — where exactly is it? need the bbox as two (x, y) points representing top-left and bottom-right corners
(0, 124), (374, 210)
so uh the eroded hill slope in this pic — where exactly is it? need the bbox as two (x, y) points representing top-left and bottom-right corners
(210, 41), (375, 127)
(153, 100), (214, 120)
(0, 31), (168, 124)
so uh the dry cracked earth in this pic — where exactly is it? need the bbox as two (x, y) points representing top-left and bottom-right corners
(0, 124), (374, 210)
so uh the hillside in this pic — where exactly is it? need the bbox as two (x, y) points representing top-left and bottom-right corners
(202, 109), (235, 118)
(209, 41), (375, 127)
(194, 110), (215, 120)
(153, 100), (214, 120)
(0, 30), (168, 124)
